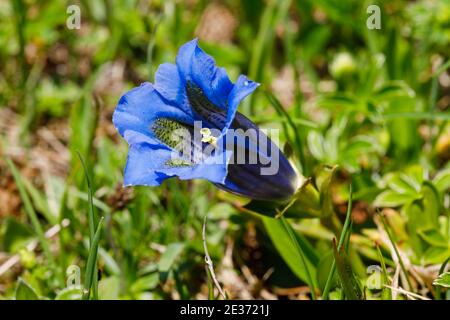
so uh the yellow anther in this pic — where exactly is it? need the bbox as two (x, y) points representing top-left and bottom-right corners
(200, 128), (211, 136)
(200, 128), (217, 146)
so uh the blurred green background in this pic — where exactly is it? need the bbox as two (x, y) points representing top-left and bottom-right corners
(0, 0), (449, 300)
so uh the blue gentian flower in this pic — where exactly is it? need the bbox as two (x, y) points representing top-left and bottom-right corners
(113, 39), (298, 201)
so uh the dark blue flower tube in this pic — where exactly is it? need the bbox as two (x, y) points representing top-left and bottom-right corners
(113, 39), (299, 202)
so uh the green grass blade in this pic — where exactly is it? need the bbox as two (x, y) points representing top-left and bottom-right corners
(6, 158), (62, 286)
(266, 91), (306, 174)
(206, 266), (215, 300)
(376, 244), (392, 300)
(76, 153), (96, 241)
(245, 0), (291, 115)
(380, 214), (413, 291)
(147, 14), (162, 80)
(283, 18), (302, 118)
(322, 184), (353, 299)
(332, 239), (363, 300)
(82, 216), (104, 300)
(432, 59), (450, 78)
(11, 0), (27, 87)
(382, 112), (450, 121)
(77, 151), (99, 299)
(280, 216), (317, 299)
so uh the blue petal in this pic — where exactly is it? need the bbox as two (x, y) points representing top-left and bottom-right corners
(123, 143), (172, 186)
(211, 67), (233, 108)
(224, 75), (259, 133)
(176, 39), (233, 110)
(218, 109), (299, 201)
(161, 149), (230, 184)
(176, 39), (198, 81)
(113, 82), (193, 143)
(124, 129), (164, 147)
(191, 45), (216, 91)
(123, 136), (230, 187)
(191, 47), (233, 109)
(154, 63), (192, 117)
(174, 39), (258, 135)
(218, 151), (298, 201)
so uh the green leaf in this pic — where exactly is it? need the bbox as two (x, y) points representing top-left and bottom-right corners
(23, 177), (56, 224)
(405, 202), (426, 256)
(434, 272), (450, 288)
(385, 173), (419, 194)
(98, 247), (121, 276)
(422, 247), (450, 265)
(318, 93), (360, 110)
(157, 243), (185, 273)
(317, 251), (337, 290)
(316, 165), (338, 218)
(262, 216), (318, 286)
(208, 203), (235, 220)
(418, 228), (448, 247)
(433, 168), (450, 193)
(436, 257), (450, 299)
(307, 131), (325, 160)
(131, 273), (159, 293)
(420, 182), (441, 227)
(343, 136), (378, 157)
(55, 288), (83, 300)
(374, 190), (418, 207)
(323, 115), (347, 162)
(372, 81), (415, 101)
(406, 166), (425, 188)
(16, 278), (39, 300)
(98, 277), (121, 300)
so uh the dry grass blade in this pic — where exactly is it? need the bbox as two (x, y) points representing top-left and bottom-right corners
(203, 215), (226, 299)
